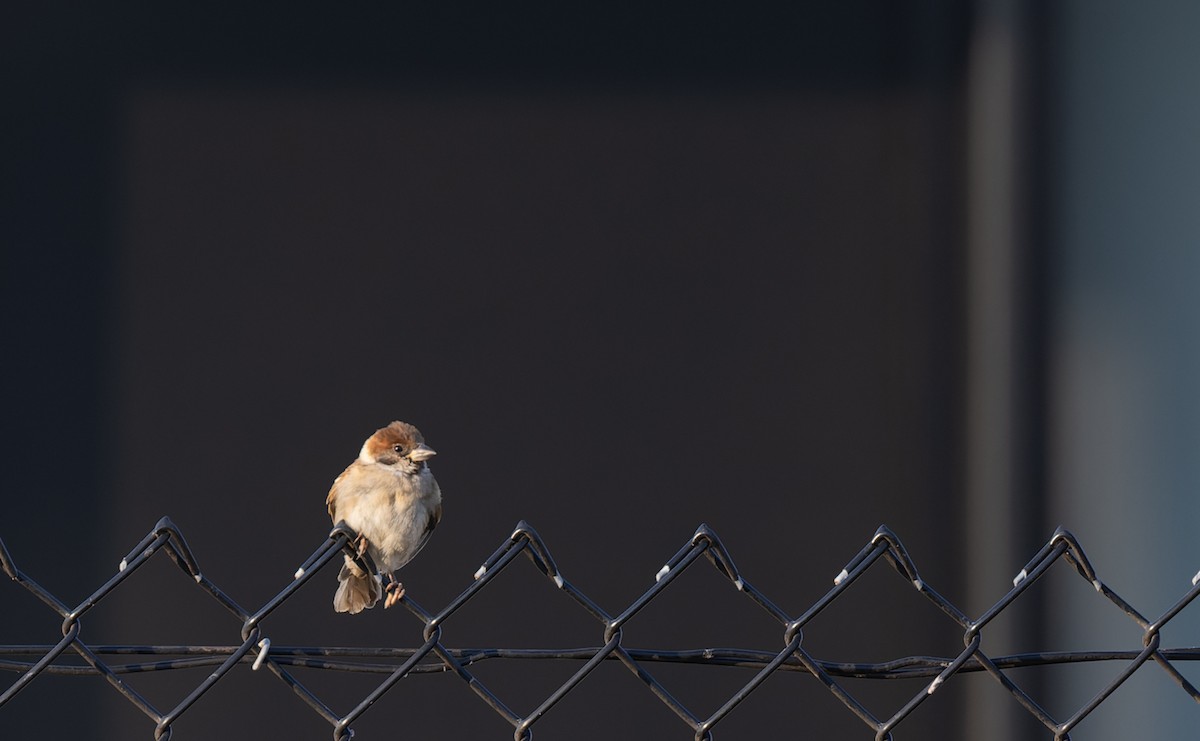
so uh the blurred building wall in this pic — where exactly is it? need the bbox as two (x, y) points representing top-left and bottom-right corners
(1047, 1), (1200, 737)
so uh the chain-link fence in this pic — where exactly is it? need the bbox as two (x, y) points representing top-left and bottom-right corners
(4, 518), (1200, 740)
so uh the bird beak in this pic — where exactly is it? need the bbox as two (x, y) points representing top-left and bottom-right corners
(407, 443), (437, 462)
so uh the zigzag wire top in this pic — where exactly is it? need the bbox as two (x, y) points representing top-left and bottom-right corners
(4, 519), (1200, 740)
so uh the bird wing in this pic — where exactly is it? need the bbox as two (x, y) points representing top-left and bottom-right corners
(410, 500), (441, 559)
(326, 465), (351, 521)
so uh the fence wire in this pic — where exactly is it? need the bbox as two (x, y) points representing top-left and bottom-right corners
(3, 518), (1200, 740)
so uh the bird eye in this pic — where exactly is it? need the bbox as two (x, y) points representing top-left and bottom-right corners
(393, 444), (405, 455)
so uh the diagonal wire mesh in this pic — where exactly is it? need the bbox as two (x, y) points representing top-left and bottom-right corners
(4, 518), (1200, 740)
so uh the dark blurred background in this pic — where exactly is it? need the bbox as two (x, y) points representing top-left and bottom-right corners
(5, 2), (1200, 739)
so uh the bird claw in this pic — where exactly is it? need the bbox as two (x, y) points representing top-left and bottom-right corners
(354, 534), (371, 559)
(384, 578), (405, 608)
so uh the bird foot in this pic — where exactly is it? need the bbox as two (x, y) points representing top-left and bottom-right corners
(384, 578), (405, 608)
(354, 533), (371, 558)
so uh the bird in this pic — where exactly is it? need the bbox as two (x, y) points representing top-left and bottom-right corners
(327, 421), (442, 614)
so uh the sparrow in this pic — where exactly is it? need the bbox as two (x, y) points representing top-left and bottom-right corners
(327, 421), (442, 614)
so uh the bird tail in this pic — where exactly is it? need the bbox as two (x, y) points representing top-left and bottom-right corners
(333, 556), (381, 614)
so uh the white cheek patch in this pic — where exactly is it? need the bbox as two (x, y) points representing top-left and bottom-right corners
(358, 442), (376, 464)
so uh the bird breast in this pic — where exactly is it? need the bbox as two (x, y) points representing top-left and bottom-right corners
(336, 465), (440, 573)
